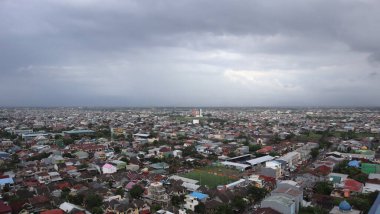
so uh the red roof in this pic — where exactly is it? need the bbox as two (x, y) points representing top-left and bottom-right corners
(344, 179), (363, 192)
(159, 147), (171, 152)
(0, 175), (9, 179)
(257, 146), (273, 154)
(0, 201), (12, 214)
(56, 181), (71, 190)
(40, 209), (64, 214)
(259, 175), (276, 185)
(314, 165), (332, 176)
(29, 195), (49, 205)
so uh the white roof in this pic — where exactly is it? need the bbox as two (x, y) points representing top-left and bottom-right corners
(363, 183), (380, 193)
(246, 155), (274, 166)
(221, 161), (251, 169)
(59, 202), (85, 212)
(368, 173), (380, 180)
(182, 182), (200, 191)
(170, 175), (199, 184)
(226, 179), (246, 188)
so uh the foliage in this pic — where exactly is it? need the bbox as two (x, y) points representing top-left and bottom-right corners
(129, 184), (144, 199)
(269, 151), (280, 157)
(91, 207), (103, 214)
(334, 160), (368, 183)
(63, 138), (74, 145)
(68, 194), (84, 205)
(231, 196), (247, 210)
(115, 187), (124, 196)
(113, 146), (121, 154)
(120, 157), (129, 164)
(216, 204), (233, 214)
(194, 202), (206, 214)
(84, 194), (103, 209)
(2, 184), (10, 192)
(346, 191), (379, 213)
(314, 181), (333, 195)
(247, 185), (269, 202)
(299, 206), (329, 214)
(182, 146), (197, 157)
(171, 195), (184, 207)
(249, 144), (262, 152)
(151, 204), (162, 213)
(311, 148), (319, 159)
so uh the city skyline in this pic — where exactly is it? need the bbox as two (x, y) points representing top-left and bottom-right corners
(1, 0), (380, 107)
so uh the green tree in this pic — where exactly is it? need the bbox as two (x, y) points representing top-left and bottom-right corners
(216, 204), (233, 214)
(299, 206), (328, 214)
(151, 204), (162, 213)
(249, 145), (262, 152)
(129, 185), (144, 199)
(232, 196), (247, 211)
(120, 157), (129, 164)
(68, 194), (84, 206)
(171, 195), (183, 207)
(314, 181), (333, 195)
(194, 202), (206, 214)
(91, 207), (103, 214)
(115, 187), (124, 196)
(248, 186), (269, 202)
(113, 146), (121, 154)
(84, 194), (103, 209)
(311, 148), (319, 159)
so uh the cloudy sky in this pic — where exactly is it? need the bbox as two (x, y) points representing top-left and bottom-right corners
(1, 0), (380, 107)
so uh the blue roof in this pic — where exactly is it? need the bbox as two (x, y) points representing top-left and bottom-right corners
(348, 160), (360, 168)
(0, 178), (14, 185)
(190, 192), (208, 200)
(339, 200), (352, 211)
(369, 192), (380, 214)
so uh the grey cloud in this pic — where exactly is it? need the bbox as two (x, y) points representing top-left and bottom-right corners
(1, 0), (380, 106)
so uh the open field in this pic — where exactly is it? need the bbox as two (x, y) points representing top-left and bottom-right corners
(181, 166), (240, 188)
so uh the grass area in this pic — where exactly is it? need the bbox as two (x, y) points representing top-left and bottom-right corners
(181, 166), (239, 188)
(295, 132), (323, 142)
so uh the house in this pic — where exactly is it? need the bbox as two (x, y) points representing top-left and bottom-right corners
(277, 152), (301, 168)
(150, 162), (169, 170)
(126, 164), (140, 171)
(0, 177), (13, 188)
(59, 202), (88, 213)
(265, 161), (282, 178)
(272, 187), (302, 213)
(257, 146), (274, 155)
(173, 150), (183, 158)
(261, 195), (296, 214)
(330, 200), (360, 214)
(102, 163), (117, 174)
(344, 179), (364, 193)
(184, 192), (208, 211)
(328, 173), (348, 187)
(147, 182), (170, 202)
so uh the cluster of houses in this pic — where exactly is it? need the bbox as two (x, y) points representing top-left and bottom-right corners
(0, 108), (380, 214)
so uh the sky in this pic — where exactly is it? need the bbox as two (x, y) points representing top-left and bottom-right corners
(1, 0), (380, 107)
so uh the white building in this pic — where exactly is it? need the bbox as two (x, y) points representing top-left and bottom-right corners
(277, 152), (301, 168)
(266, 160), (282, 178)
(184, 195), (199, 211)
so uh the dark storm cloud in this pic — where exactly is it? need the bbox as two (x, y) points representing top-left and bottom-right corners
(0, 0), (380, 106)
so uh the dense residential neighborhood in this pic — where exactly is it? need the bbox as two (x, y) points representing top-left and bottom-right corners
(0, 107), (380, 214)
